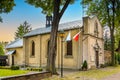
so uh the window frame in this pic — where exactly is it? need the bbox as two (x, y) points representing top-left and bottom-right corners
(65, 40), (73, 57)
(31, 40), (35, 57)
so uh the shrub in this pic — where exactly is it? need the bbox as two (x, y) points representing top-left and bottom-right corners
(26, 67), (43, 71)
(117, 53), (120, 64)
(100, 64), (105, 68)
(82, 60), (88, 70)
(11, 66), (19, 70)
(0, 66), (10, 69)
(114, 52), (120, 66)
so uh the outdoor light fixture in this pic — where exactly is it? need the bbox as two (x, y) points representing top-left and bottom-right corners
(59, 30), (65, 38)
(59, 30), (65, 78)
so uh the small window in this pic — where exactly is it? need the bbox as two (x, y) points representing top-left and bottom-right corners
(66, 40), (72, 56)
(94, 21), (99, 37)
(31, 41), (35, 56)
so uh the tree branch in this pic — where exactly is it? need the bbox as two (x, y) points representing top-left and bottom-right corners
(58, 0), (71, 20)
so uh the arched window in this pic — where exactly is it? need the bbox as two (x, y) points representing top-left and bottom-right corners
(94, 21), (99, 37)
(47, 40), (50, 57)
(66, 40), (72, 56)
(31, 41), (35, 56)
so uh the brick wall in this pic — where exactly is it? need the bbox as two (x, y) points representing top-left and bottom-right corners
(0, 71), (51, 80)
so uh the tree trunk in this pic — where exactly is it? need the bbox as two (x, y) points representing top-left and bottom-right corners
(46, 0), (71, 74)
(111, 29), (115, 65)
(47, 0), (60, 74)
(111, 0), (115, 65)
(105, 0), (115, 65)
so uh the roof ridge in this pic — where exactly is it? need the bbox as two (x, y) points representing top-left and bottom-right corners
(24, 20), (82, 37)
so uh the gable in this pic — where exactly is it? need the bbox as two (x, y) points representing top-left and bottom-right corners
(89, 16), (103, 38)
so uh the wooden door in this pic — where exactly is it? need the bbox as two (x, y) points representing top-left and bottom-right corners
(12, 55), (14, 65)
(96, 51), (99, 68)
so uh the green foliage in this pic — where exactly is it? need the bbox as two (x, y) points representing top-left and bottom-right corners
(82, 60), (88, 70)
(25, 0), (74, 16)
(25, 0), (53, 16)
(11, 66), (20, 70)
(115, 52), (119, 66)
(100, 64), (106, 68)
(114, 52), (120, 65)
(15, 21), (32, 39)
(82, 0), (120, 34)
(0, 66), (10, 69)
(27, 67), (43, 71)
(0, 44), (4, 55)
(115, 27), (120, 49)
(104, 39), (111, 50)
(0, 0), (15, 22)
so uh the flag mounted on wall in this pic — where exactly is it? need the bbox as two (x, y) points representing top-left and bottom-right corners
(73, 31), (81, 41)
(65, 31), (71, 41)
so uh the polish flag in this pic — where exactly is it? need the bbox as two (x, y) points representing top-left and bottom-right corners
(73, 31), (81, 41)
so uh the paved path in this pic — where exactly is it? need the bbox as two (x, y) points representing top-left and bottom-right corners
(102, 72), (120, 80)
(58, 69), (120, 80)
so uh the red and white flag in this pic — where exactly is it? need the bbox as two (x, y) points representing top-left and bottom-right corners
(73, 31), (81, 41)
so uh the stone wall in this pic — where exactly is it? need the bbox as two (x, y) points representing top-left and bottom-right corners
(0, 71), (51, 80)
(104, 50), (111, 64)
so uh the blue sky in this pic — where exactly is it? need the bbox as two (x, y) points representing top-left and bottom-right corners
(0, 0), (83, 42)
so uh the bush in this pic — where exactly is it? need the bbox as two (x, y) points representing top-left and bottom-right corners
(117, 53), (120, 64)
(11, 66), (19, 70)
(100, 64), (106, 68)
(114, 52), (120, 66)
(26, 67), (43, 71)
(0, 66), (10, 69)
(82, 60), (88, 70)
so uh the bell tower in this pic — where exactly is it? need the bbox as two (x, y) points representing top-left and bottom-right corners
(46, 15), (52, 28)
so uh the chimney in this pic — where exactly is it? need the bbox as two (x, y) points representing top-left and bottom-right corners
(46, 15), (52, 28)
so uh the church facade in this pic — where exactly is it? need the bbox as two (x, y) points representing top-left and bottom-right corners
(6, 16), (104, 69)
(22, 16), (104, 69)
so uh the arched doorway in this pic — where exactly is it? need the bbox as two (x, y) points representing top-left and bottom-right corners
(95, 51), (99, 68)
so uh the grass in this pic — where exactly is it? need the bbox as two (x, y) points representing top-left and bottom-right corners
(0, 69), (29, 77)
(42, 66), (120, 80)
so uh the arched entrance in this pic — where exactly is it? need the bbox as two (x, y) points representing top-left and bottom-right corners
(94, 40), (100, 68)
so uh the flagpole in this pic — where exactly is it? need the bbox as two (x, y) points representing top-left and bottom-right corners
(82, 0), (85, 64)
(78, 28), (81, 69)
(82, 1), (85, 80)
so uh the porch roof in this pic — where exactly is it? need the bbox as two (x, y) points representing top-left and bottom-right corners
(6, 50), (16, 55)
(6, 39), (23, 49)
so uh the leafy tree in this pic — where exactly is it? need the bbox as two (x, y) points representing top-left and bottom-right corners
(15, 21), (32, 39)
(82, 0), (120, 65)
(104, 29), (111, 50)
(0, 44), (4, 55)
(115, 27), (120, 52)
(26, 0), (74, 74)
(0, 0), (15, 22)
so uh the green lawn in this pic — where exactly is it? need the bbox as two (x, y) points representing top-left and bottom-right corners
(43, 66), (120, 80)
(0, 69), (29, 77)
